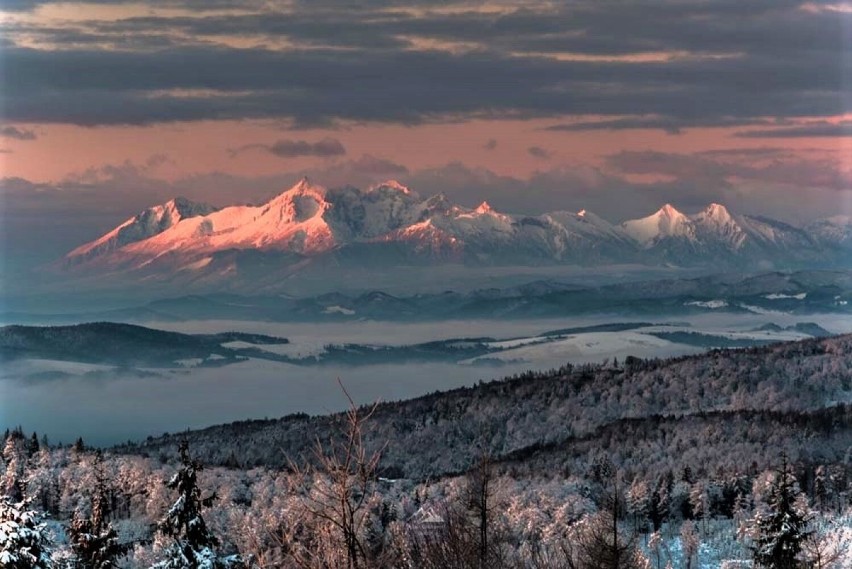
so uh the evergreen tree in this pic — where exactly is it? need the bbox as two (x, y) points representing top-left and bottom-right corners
(68, 451), (128, 568)
(2, 430), (28, 501)
(28, 434), (40, 458)
(152, 441), (243, 569)
(647, 478), (669, 533)
(0, 497), (52, 569)
(750, 454), (812, 569)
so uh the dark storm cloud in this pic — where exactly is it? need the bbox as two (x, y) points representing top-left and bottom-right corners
(527, 146), (551, 159)
(735, 121), (852, 138)
(5, 43), (849, 127)
(0, 126), (37, 140)
(1, 1), (850, 126)
(232, 138), (347, 158)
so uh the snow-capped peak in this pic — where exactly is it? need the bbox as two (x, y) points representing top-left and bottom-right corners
(294, 176), (313, 190)
(622, 203), (692, 246)
(695, 203), (734, 224)
(475, 201), (494, 214)
(658, 203), (685, 218)
(369, 179), (412, 194)
(65, 196), (217, 263)
(62, 188), (841, 280)
(275, 177), (326, 198)
(823, 215), (852, 226)
(689, 202), (750, 249)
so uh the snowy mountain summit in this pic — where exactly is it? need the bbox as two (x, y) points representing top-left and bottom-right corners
(622, 203), (694, 246)
(61, 180), (849, 286)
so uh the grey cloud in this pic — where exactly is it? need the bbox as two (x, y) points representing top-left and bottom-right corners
(483, 139), (497, 150)
(348, 154), (409, 176)
(606, 149), (852, 192)
(292, 154), (410, 188)
(233, 138), (346, 158)
(0, 125), (36, 140)
(269, 138), (346, 158)
(545, 116), (779, 135)
(1, 1), (850, 126)
(527, 146), (551, 159)
(735, 122), (852, 138)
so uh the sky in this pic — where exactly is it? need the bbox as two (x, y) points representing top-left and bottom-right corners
(1, 0), (852, 272)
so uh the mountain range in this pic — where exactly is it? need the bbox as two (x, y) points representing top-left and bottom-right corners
(10, 270), (847, 325)
(60, 179), (852, 287)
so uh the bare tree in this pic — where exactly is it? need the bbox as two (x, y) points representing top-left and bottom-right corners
(467, 451), (495, 568)
(403, 446), (511, 569)
(288, 380), (384, 569)
(799, 519), (851, 569)
(576, 458), (643, 569)
(404, 502), (481, 569)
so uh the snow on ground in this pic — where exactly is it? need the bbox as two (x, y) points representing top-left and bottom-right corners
(764, 292), (807, 300)
(483, 336), (550, 349)
(0, 358), (115, 377)
(736, 303), (789, 315)
(221, 340), (327, 359)
(636, 324), (811, 343)
(462, 331), (695, 367)
(685, 300), (729, 309)
(322, 305), (356, 315)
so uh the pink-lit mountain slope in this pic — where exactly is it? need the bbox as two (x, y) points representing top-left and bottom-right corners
(62, 179), (845, 286)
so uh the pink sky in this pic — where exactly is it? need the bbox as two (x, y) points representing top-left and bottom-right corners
(1, 0), (851, 269)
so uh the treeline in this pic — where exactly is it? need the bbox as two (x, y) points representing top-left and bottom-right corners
(4, 334), (852, 567)
(1, 416), (850, 568)
(116, 335), (852, 478)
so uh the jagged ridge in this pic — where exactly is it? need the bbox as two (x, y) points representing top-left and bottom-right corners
(63, 180), (850, 281)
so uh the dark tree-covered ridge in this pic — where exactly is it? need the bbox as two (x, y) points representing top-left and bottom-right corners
(117, 334), (852, 480)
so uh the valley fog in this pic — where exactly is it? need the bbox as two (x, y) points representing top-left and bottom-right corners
(4, 313), (851, 446)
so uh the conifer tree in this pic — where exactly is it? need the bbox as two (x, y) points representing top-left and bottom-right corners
(2, 429), (28, 501)
(750, 454), (812, 569)
(152, 441), (243, 569)
(68, 451), (128, 568)
(0, 497), (52, 569)
(28, 434), (40, 458)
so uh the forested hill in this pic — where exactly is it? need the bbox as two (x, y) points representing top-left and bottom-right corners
(116, 334), (852, 480)
(0, 322), (288, 367)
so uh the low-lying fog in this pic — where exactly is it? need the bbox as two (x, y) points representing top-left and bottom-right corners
(4, 313), (851, 447)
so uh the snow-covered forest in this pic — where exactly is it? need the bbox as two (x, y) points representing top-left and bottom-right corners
(3, 335), (852, 568)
